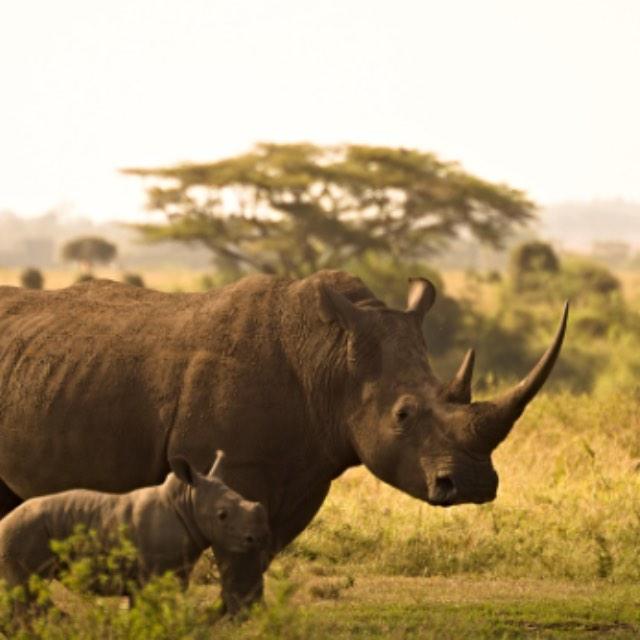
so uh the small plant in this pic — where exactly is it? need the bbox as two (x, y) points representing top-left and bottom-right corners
(245, 570), (311, 640)
(50, 524), (139, 596)
(199, 274), (216, 291)
(308, 575), (355, 600)
(20, 267), (44, 290)
(190, 549), (220, 585)
(594, 533), (614, 579)
(122, 272), (145, 287)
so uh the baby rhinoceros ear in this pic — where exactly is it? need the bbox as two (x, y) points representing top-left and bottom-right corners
(169, 456), (198, 486)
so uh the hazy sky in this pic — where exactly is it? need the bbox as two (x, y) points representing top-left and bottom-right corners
(1, 0), (639, 221)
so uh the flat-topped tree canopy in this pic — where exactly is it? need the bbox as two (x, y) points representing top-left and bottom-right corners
(61, 236), (118, 272)
(123, 143), (535, 278)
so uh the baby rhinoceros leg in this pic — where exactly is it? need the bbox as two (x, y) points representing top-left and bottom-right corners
(0, 510), (58, 591)
(169, 452), (271, 614)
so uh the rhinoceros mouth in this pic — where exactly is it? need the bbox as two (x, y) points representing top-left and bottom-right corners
(426, 487), (497, 507)
(426, 496), (456, 508)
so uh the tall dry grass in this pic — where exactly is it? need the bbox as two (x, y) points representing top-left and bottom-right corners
(287, 391), (640, 581)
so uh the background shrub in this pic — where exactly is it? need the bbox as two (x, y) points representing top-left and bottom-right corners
(20, 267), (44, 290)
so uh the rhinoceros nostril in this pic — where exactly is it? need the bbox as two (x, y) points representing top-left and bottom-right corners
(245, 534), (255, 546)
(431, 475), (456, 506)
(435, 475), (454, 492)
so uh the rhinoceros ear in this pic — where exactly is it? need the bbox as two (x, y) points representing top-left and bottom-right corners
(316, 283), (364, 331)
(170, 456), (196, 486)
(406, 278), (436, 322)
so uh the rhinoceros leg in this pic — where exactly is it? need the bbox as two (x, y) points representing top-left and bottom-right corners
(0, 478), (22, 519)
(212, 545), (265, 614)
(271, 480), (332, 553)
(213, 480), (332, 613)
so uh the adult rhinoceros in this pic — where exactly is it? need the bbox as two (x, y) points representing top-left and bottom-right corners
(0, 270), (567, 611)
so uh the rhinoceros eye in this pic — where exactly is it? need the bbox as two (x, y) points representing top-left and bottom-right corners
(393, 396), (419, 428)
(217, 508), (228, 522)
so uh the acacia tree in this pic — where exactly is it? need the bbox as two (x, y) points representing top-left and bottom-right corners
(61, 236), (117, 273)
(123, 143), (535, 277)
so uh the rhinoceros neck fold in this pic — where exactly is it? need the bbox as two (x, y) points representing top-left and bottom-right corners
(162, 474), (210, 553)
(281, 285), (361, 474)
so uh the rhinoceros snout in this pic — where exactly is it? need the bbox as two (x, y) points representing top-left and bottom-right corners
(427, 474), (457, 507)
(427, 466), (498, 506)
(244, 531), (270, 549)
(240, 503), (270, 550)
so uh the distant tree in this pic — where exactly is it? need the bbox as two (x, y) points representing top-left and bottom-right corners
(123, 143), (535, 277)
(511, 241), (560, 275)
(122, 272), (145, 287)
(20, 267), (44, 290)
(563, 259), (621, 297)
(510, 241), (560, 291)
(61, 236), (117, 273)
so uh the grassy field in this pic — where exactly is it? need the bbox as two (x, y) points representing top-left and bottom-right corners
(4, 391), (640, 638)
(295, 393), (640, 581)
(8, 573), (639, 639)
(2, 265), (640, 637)
(237, 575), (640, 639)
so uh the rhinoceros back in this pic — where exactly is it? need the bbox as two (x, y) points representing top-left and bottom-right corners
(0, 278), (285, 499)
(0, 283), (181, 497)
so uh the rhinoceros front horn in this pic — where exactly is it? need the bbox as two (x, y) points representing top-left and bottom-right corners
(478, 301), (569, 449)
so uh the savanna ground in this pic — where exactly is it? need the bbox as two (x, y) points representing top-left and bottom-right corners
(2, 265), (640, 638)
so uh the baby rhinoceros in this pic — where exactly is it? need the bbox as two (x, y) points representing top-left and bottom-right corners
(0, 451), (269, 593)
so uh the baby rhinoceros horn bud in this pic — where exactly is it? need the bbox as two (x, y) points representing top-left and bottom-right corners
(207, 450), (225, 478)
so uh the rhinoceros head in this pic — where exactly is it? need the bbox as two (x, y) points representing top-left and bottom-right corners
(170, 451), (270, 552)
(317, 277), (568, 507)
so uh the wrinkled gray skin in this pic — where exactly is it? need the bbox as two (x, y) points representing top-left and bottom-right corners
(0, 451), (269, 591)
(0, 270), (567, 611)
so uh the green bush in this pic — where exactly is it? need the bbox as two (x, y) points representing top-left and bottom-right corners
(0, 527), (221, 639)
(20, 267), (44, 290)
(122, 273), (145, 288)
(559, 256), (621, 300)
(0, 527), (317, 640)
(49, 525), (138, 596)
(509, 241), (560, 293)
